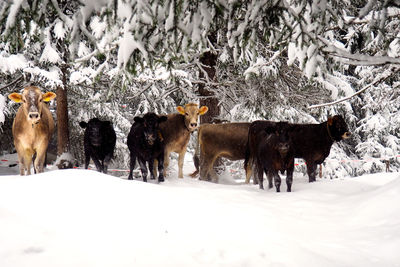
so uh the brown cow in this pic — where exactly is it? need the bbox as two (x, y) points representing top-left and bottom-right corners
(158, 103), (208, 178)
(8, 86), (56, 175)
(191, 122), (251, 182)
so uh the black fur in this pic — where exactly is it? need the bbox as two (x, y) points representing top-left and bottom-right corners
(80, 118), (116, 174)
(127, 113), (167, 182)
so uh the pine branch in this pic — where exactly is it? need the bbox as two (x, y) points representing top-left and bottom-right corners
(308, 66), (399, 109)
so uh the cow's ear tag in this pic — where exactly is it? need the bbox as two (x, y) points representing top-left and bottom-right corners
(177, 106), (185, 115)
(199, 106), (208, 115)
(8, 93), (23, 103)
(327, 117), (333, 126)
(42, 92), (57, 102)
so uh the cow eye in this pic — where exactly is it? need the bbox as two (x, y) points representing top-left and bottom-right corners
(185, 112), (188, 116)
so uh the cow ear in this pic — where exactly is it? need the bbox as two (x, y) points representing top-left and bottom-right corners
(327, 117), (334, 126)
(42, 92), (56, 102)
(79, 121), (88, 128)
(158, 116), (168, 123)
(8, 93), (23, 103)
(177, 106), (185, 115)
(199, 106), (208, 115)
(134, 117), (144, 123)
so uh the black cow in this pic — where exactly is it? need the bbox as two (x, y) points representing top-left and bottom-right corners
(79, 118), (116, 174)
(254, 122), (295, 192)
(245, 115), (351, 183)
(127, 113), (167, 182)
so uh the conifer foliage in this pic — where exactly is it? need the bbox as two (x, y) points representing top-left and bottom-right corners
(0, 0), (399, 176)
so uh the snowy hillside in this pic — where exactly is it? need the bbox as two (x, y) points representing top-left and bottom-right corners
(1, 154), (399, 267)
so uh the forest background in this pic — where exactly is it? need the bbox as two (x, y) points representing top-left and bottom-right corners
(0, 0), (399, 178)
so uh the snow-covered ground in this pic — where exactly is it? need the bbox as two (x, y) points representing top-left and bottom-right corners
(1, 153), (399, 267)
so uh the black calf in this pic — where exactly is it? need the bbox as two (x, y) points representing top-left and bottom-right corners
(255, 122), (295, 192)
(127, 113), (167, 182)
(80, 118), (116, 174)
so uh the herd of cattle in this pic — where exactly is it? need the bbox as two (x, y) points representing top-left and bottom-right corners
(8, 86), (351, 192)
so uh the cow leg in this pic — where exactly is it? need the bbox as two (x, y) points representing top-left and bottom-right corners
(138, 158), (148, 182)
(163, 150), (170, 177)
(266, 171), (273, 189)
(34, 147), (47, 174)
(84, 149), (91, 169)
(17, 153), (28, 175)
(209, 166), (219, 183)
(306, 161), (317, 182)
(102, 159), (107, 174)
(199, 154), (215, 181)
(244, 158), (253, 184)
(273, 171), (281, 192)
(177, 148), (186, 178)
(128, 152), (136, 180)
(91, 156), (103, 173)
(286, 160), (295, 192)
(22, 149), (34, 175)
(148, 158), (156, 180)
(189, 153), (200, 177)
(157, 153), (165, 182)
(256, 165), (264, 190)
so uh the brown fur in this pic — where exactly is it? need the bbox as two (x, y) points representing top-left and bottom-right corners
(158, 103), (208, 178)
(8, 86), (56, 175)
(192, 122), (251, 182)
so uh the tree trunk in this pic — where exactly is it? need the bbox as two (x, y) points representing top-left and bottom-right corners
(198, 51), (219, 124)
(198, 50), (223, 181)
(56, 66), (72, 169)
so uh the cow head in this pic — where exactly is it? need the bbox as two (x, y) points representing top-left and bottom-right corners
(271, 122), (292, 158)
(327, 115), (351, 141)
(176, 103), (208, 132)
(80, 118), (111, 147)
(134, 113), (168, 145)
(8, 86), (56, 125)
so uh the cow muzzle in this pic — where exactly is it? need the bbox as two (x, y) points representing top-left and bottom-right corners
(28, 112), (41, 124)
(187, 122), (198, 132)
(145, 134), (156, 145)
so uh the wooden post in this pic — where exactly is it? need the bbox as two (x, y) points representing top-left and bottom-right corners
(385, 160), (390, 172)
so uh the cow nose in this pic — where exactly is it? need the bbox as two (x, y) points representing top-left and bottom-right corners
(29, 112), (39, 119)
(190, 123), (197, 128)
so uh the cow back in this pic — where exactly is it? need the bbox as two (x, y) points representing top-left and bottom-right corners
(199, 122), (250, 160)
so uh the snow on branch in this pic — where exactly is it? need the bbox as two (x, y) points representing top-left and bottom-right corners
(320, 37), (400, 66)
(308, 66), (400, 109)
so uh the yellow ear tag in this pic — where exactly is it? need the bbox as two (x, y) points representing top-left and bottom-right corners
(199, 106), (208, 115)
(42, 92), (57, 102)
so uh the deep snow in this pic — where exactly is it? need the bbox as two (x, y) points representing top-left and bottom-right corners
(0, 153), (399, 267)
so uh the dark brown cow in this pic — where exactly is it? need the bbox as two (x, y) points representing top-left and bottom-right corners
(191, 122), (251, 182)
(158, 103), (208, 178)
(245, 115), (351, 184)
(8, 86), (56, 175)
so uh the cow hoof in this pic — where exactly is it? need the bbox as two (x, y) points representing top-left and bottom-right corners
(158, 177), (165, 182)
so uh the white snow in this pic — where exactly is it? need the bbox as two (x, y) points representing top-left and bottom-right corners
(0, 153), (399, 267)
